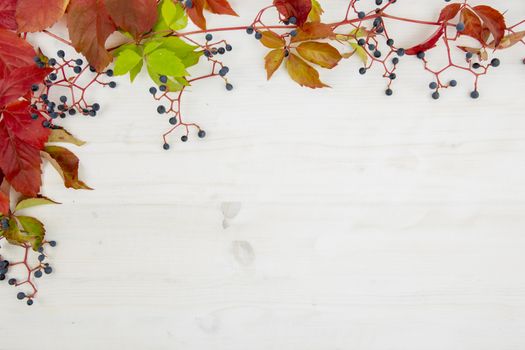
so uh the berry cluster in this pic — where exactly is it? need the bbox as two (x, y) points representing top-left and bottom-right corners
(0, 238), (56, 306)
(32, 50), (117, 130)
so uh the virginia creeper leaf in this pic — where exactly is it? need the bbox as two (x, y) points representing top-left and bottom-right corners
(48, 128), (86, 146)
(105, 0), (158, 39)
(286, 53), (328, 88)
(405, 25), (445, 55)
(147, 48), (187, 77)
(0, 28), (36, 77)
(264, 49), (285, 80)
(438, 3), (461, 23)
(186, 0), (237, 30)
(114, 48), (143, 76)
(0, 65), (51, 107)
(460, 8), (483, 43)
(15, 216), (45, 250)
(15, 196), (59, 212)
(67, 0), (117, 72)
(490, 31), (525, 49)
(308, 0), (323, 23)
(43, 146), (92, 190)
(472, 5), (506, 47)
(260, 31), (286, 49)
(16, 0), (69, 32)
(296, 41), (342, 69)
(0, 179), (8, 215)
(349, 42), (368, 64)
(290, 22), (334, 43)
(159, 0), (187, 31)
(0, 0), (17, 30)
(274, 0), (312, 26)
(0, 101), (50, 197)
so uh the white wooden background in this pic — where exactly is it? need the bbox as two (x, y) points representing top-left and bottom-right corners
(1, 1), (525, 349)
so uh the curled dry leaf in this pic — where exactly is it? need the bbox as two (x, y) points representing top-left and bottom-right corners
(472, 5), (506, 47)
(48, 128), (87, 146)
(264, 48), (285, 80)
(16, 0), (70, 33)
(260, 31), (286, 49)
(286, 53), (328, 88)
(460, 8), (483, 43)
(43, 146), (92, 190)
(489, 31), (525, 49)
(296, 41), (342, 69)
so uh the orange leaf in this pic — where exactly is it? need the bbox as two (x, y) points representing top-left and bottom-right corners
(296, 41), (341, 69)
(260, 31), (285, 48)
(286, 53), (328, 89)
(264, 48), (285, 80)
(16, 0), (69, 32)
(472, 5), (506, 47)
(291, 22), (334, 43)
(205, 0), (237, 16)
(460, 8), (482, 43)
(187, 0), (237, 30)
(67, 0), (117, 72)
(438, 3), (461, 23)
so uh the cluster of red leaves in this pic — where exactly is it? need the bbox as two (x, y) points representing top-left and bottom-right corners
(0, 30), (51, 211)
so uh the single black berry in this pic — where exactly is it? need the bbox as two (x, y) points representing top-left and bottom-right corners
(198, 130), (206, 138)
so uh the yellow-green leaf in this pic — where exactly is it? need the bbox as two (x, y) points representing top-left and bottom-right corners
(349, 42), (368, 64)
(114, 48), (143, 76)
(15, 197), (59, 212)
(308, 0), (324, 22)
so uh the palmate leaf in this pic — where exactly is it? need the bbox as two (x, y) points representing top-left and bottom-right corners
(286, 53), (328, 89)
(0, 216), (44, 250)
(16, 0), (69, 32)
(0, 0), (17, 30)
(155, 0), (188, 32)
(186, 0), (237, 30)
(104, 0), (158, 39)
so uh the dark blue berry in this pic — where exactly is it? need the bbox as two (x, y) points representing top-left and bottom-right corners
(358, 11), (366, 19)
(359, 67), (367, 75)
(205, 34), (213, 41)
(169, 117), (177, 125)
(226, 44), (232, 51)
(106, 69), (114, 77)
(198, 130), (206, 138)
(75, 59), (83, 65)
(470, 90), (479, 99)
(429, 82), (438, 89)
(60, 96), (67, 103)
(392, 57), (399, 64)
(109, 81), (117, 88)
(491, 58), (500, 67)
(157, 106), (166, 114)
(432, 91), (440, 100)
(34, 270), (43, 278)
(417, 52), (425, 59)
(27, 299), (33, 306)
(17, 292), (25, 300)
(226, 83), (233, 91)
(449, 80), (457, 87)
(159, 75), (168, 84)
(246, 27), (254, 35)
(181, 135), (188, 142)
(92, 103), (100, 111)
(44, 266), (52, 274)
(163, 143), (170, 150)
(456, 22), (465, 31)
(49, 240), (57, 247)
(57, 50), (65, 58)
(385, 88), (393, 96)
(150, 86), (158, 95)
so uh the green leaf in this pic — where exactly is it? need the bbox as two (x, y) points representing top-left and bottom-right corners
(129, 60), (144, 81)
(146, 48), (187, 77)
(161, 0), (187, 30)
(1, 216), (44, 250)
(15, 197), (59, 212)
(157, 37), (202, 67)
(114, 48), (143, 76)
(144, 41), (163, 55)
(350, 42), (368, 64)
(147, 65), (188, 91)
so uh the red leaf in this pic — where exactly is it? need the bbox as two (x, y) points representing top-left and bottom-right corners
(0, 100), (50, 197)
(438, 3), (461, 23)
(460, 8), (482, 42)
(0, 28), (36, 77)
(67, 0), (117, 72)
(186, 0), (207, 30)
(44, 146), (92, 190)
(405, 25), (445, 55)
(0, 170), (9, 215)
(205, 0), (238, 16)
(273, 0), (312, 26)
(104, 0), (157, 38)
(0, 0), (17, 30)
(187, 0), (237, 30)
(472, 5), (506, 47)
(0, 65), (51, 107)
(16, 0), (69, 32)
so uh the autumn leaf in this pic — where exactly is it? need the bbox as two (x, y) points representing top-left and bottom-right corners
(0, 65), (51, 107)
(260, 31), (285, 49)
(15, 196), (59, 212)
(489, 31), (525, 49)
(43, 146), (92, 190)
(104, 0), (158, 39)
(290, 22), (334, 43)
(286, 53), (327, 88)
(405, 25), (445, 55)
(16, 0), (69, 33)
(460, 8), (483, 43)
(472, 5), (506, 47)
(0, 29), (37, 77)
(0, 0), (17, 30)
(0, 173), (8, 215)
(438, 3), (461, 23)
(349, 42), (368, 64)
(186, 0), (237, 30)
(0, 100), (50, 197)
(67, 0), (117, 72)
(296, 42), (341, 69)
(48, 127), (86, 146)
(264, 49), (285, 80)
(274, 0), (312, 26)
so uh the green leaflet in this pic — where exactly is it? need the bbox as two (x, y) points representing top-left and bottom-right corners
(114, 47), (143, 79)
(350, 42), (368, 64)
(154, 0), (188, 34)
(1, 216), (44, 250)
(147, 48), (187, 77)
(15, 197), (59, 212)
